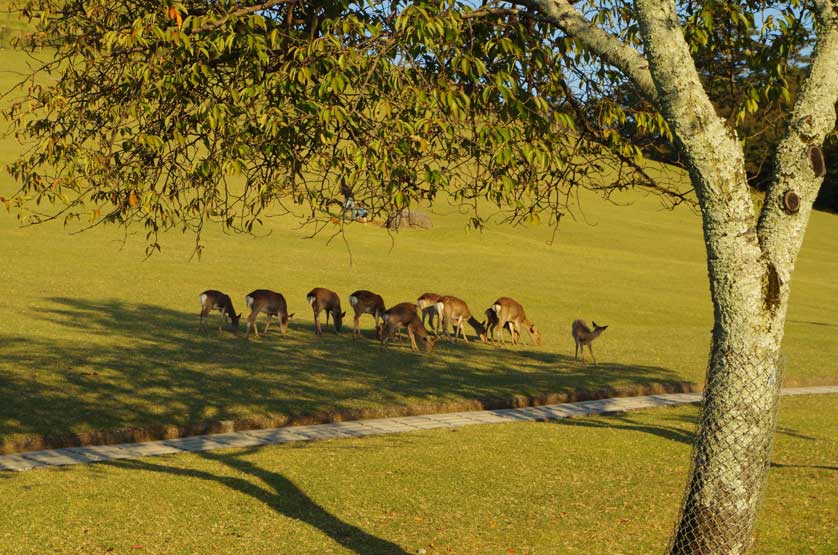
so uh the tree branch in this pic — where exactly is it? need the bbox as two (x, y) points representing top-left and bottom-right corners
(520, 0), (659, 103)
(757, 5), (838, 260)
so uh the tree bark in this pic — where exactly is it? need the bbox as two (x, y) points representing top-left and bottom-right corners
(630, 1), (838, 553)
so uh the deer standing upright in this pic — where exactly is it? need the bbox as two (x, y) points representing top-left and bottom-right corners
(381, 302), (435, 352)
(199, 290), (241, 332)
(245, 289), (294, 337)
(416, 292), (442, 336)
(348, 290), (386, 339)
(571, 320), (608, 366)
(434, 296), (487, 343)
(491, 297), (542, 346)
(307, 287), (345, 335)
(483, 307), (519, 344)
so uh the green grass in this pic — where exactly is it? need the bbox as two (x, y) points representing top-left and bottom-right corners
(0, 30), (836, 449)
(1, 394), (835, 554)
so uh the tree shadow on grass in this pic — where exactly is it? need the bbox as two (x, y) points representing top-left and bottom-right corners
(107, 448), (410, 555)
(0, 296), (687, 441)
(549, 411), (818, 447)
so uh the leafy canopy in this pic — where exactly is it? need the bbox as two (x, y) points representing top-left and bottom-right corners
(3, 1), (815, 252)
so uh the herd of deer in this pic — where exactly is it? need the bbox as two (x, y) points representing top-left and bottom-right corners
(199, 288), (609, 364)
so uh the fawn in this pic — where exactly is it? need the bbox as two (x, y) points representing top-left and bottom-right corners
(416, 292), (442, 336)
(381, 302), (435, 352)
(348, 290), (386, 339)
(307, 287), (346, 335)
(492, 297), (542, 346)
(571, 320), (608, 365)
(199, 290), (241, 332)
(434, 296), (487, 342)
(245, 290), (294, 337)
(483, 307), (519, 344)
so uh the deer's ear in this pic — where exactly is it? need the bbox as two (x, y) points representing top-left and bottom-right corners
(288, 313), (296, 319)
(481, 320), (486, 327)
(592, 321), (598, 328)
(341, 311), (346, 317)
(237, 313), (242, 318)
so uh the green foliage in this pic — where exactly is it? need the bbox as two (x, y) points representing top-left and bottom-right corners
(4, 0), (689, 253)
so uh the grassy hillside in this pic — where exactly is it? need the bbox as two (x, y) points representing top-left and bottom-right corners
(0, 36), (836, 450)
(1, 395), (835, 554)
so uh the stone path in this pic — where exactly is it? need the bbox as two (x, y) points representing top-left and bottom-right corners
(2, 386), (836, 472)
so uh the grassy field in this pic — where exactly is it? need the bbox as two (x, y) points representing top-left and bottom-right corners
(1, 394), (835, 554)
(1, 35), (837, 450)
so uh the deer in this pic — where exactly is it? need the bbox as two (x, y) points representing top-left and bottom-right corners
(416, 292), (442, 336)
(483, 307), (519, 345)
(199, 290), (241, 333)
(434, 296), (487, 343)
(244, 289), (294, 337)
(492, 297), (542, 346)
(380, 302), (435, 352)
(348, 290), (386, 339)
(307, 287), (346, 335)
(572, 320), (608, 366)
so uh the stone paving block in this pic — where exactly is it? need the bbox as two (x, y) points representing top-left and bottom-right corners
(60, 447), (116, 463)
(323, 423), (382, 437)
(463, 413), (520, 424)
(118, 442), (185, 457)
(492, 409), (544, 421)
(15, 450), (84, 467)
(203, 433), (269, 448)
(289, 425), (352, 441)
(548, 403), (595, 417)
(424, 415), (484, 427)
(0, 454), (47, 472)
(164, 436), (242, 452)
(242, 428), (309, 444)
(70, 444), (143, 461)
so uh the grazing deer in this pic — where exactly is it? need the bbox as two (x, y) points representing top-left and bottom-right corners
(307, 287), (346, 335)
(381, 302), (435, 352)
(483, 307), (519, 344)
(572, 320), (608, 366)
(492, 297), (542, 346)
(434, 296), (487, 343)
(416, 292), (442, 336)
(199, 290), (241, 332)
(245, 290), (294, 337)
(348, 290), (386, 339)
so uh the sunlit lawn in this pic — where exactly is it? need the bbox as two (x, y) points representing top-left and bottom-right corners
(1, 394), (835, 554)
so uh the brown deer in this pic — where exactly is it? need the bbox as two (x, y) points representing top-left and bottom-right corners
(245, 290), (294, 337)
(572, 320), (608, 366)
(199, 290), (241, 332)
(381, 302), (435, 352)
(435, 296), (487, 343)
(483, 307), (519, 344)
(416, 292), (442, 336)
(307, 287), (345, 335)
(492, 297), (542, 346)
(348, 290), (386, 339)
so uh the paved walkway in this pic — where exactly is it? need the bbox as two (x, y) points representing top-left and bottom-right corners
(2, 386), (836, 472)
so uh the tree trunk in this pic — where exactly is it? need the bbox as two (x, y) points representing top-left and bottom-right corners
(632, 1), (838, 553)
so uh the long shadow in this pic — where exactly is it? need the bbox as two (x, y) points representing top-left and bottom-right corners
(108, 448), (409, 554)
(550, 411), (816, 447)
(0, 296), (687, 442)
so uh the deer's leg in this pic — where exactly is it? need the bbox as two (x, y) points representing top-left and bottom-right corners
(247, 313), (258, 337)
(574, 341), (579, 360)
(264, 314), (273, 336)
(408, 327), (419, 352)
(313, 308), (322, 336)
(589, 344), (597, 366)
